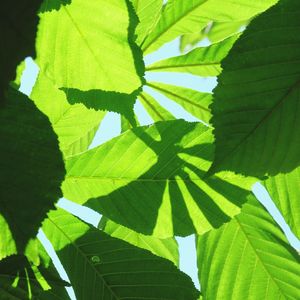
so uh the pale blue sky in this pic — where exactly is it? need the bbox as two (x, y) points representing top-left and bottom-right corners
(20, 35), (300, 299)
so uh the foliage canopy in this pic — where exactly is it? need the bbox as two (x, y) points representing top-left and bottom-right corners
(0, 0), (299, 299)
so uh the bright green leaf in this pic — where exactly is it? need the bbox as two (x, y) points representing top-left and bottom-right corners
(263, 166), (300, 239)
(206, 20), (248, 43)
(31, 73), (106, 158)
(36, 0), (144, 94)
(179, 31), (207, 53)
(62, 120), (254, 238)
(132, 0), (163, 45)
(147, 82), (212, 123)
(139, 91), (176, 121)
(142, 0), (277, 54)
(197, 195), (300, 299)
(146, 35), (238, 76)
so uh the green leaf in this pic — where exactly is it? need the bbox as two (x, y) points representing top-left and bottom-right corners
(0, 215), (16, 260)
(62, 120), (254, 238)
(42, 208), (199, 300)
(0, 255), (42, 299)
(99, 217), (179, 266)
(263, 166), (300, 239)
(31, 73), (106, 158)
(179, 31), (207, 53)
(209, 0), (300, 177)
(141, 0), (277, 54)
(0, 254), (68, 300)
(205, 20), (248, 44)
(146, 35), (238, 76)
(0, 1), (40, 103)
(180, 20), (247, 52)
(138, 91), (176, 121)
(36, 0), (144, 94)
(197, 195), (300, 299)
(0, 88), (65, 254)
(147, 82), (212, 123)
(132, 0), (163, 45)
(121, 115), (134, 133)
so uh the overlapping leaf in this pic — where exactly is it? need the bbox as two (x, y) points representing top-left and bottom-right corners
(210, 0), (300, 177)
(62, 120), (254, 238)
(132, 0), (163, 45)
(0, 88), (65, 254)
(147, 82), (212, 123)
(142, 0), (277, 54)
(197, 195), (300, 299)
(179, 20), (247, 53)
(37, 0), (144, 94)
(0, 254), (68, 300)
(147, 35), (238, 76)
(100, 217), (179, 265)
(138, 91), (176, 122)
(263, 166), (300, 239)
(31, 73), (106, 158)
(42, 208), (199, 300)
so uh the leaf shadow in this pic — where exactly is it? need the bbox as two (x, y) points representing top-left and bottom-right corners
(39, 0), (72, 12)
(61, 87), (140, 126)
(86, 120), (250, 236)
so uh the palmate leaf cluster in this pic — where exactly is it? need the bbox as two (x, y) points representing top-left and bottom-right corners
(0, 0), (299, 299)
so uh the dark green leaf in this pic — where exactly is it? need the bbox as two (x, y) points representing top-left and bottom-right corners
(0, 88), (65, 254)
(42, 208), (200, 300)
(210, 0), (300, 177)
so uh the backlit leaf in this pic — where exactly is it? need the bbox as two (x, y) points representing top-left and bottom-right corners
(142, 0), (277, 54)
(62, 120), (254, 238)
(197, 195), (300, 299)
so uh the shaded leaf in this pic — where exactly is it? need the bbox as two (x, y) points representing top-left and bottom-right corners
(61, 87), (139, 127)
(0, 88), (65, 253)
(42, 208), (199, 300)
(0, 254), (68, 299)
(0, 0), (40, 103)
(210, 0), (300, 177)
(62, 120), (254, 238)
(197, 195), (300, 299)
